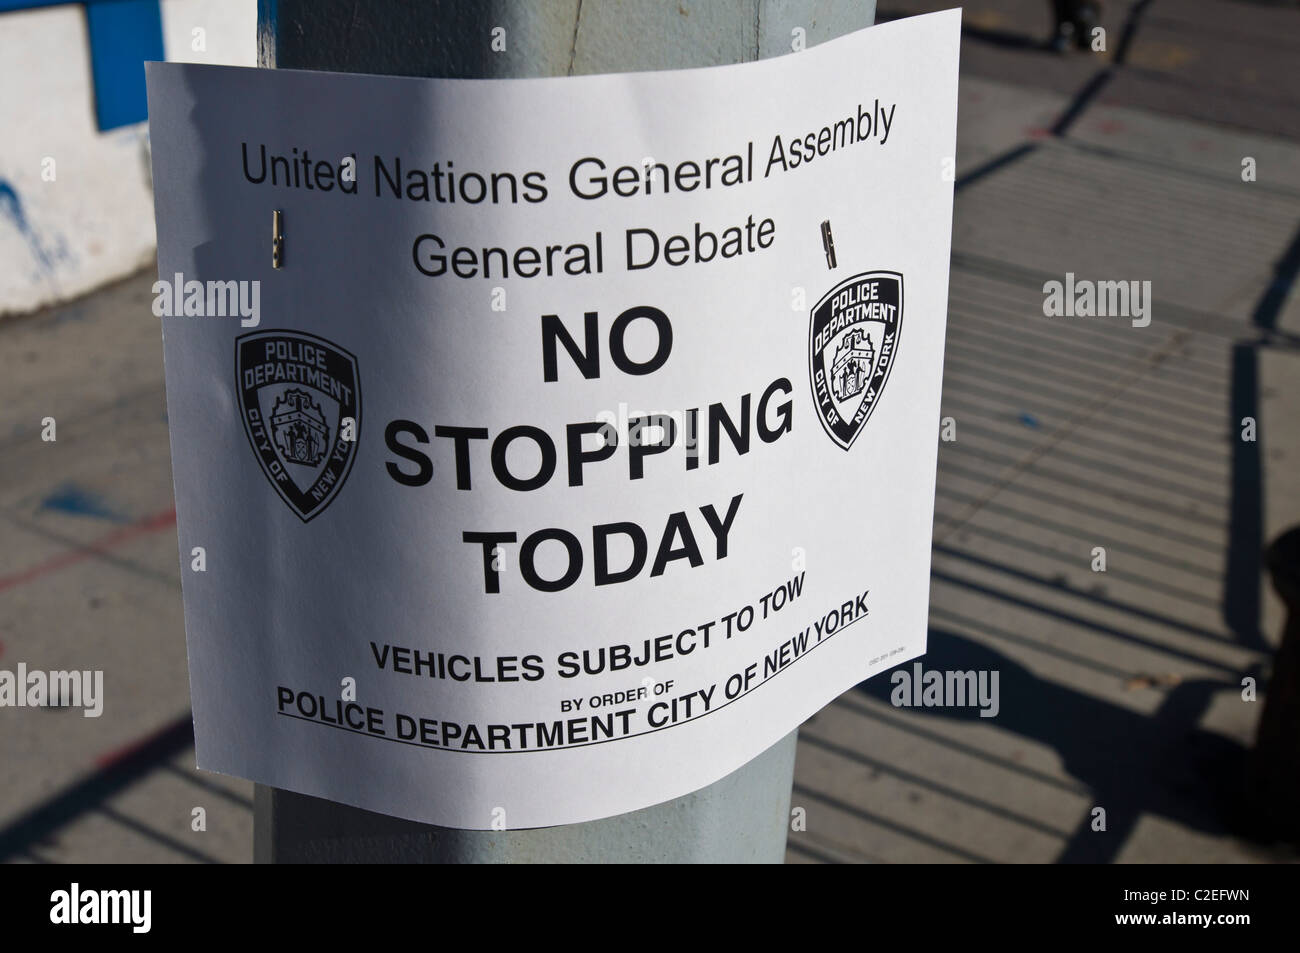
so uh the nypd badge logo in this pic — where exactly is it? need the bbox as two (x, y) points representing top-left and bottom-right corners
(809, 270), (903, 450)
(236, 330), (360, 521)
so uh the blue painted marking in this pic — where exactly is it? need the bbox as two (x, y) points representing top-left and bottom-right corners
(0, 2), (72, 12)
(84, 0), (164, 131)
(0, 178), (53, 272)
(40, 484), (125, 522)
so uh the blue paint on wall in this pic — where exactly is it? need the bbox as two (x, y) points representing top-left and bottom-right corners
(0, 1), (72, 11)
(0, 179), (53, 273)
(84, 0), (164, 131)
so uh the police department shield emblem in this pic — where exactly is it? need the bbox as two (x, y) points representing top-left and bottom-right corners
(236, 330), (360, 521)
(809, 271), (903, 450)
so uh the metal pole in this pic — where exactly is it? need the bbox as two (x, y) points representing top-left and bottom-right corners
(253, 0), (875, 864)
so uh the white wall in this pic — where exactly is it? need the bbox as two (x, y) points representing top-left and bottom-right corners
(0, 0), (256, 317)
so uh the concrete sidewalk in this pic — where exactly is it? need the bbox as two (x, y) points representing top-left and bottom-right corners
(790, 0), (1300, 863)
(2, 1), (1298, 863)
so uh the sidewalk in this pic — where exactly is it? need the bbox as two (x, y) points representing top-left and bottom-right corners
(791, 0), (1300, 863)
(2, 1), (1299, 863)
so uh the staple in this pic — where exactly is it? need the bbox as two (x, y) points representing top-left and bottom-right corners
(820, 219), (837, 270)
(272, 209), (284, 269)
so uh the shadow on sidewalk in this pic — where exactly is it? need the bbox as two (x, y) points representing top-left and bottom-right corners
(858, 628), (1254, 863)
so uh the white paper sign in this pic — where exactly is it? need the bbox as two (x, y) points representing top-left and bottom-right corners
(146, 10), (959, 829)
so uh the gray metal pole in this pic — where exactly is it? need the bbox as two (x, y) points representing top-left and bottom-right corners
(253, 0), (875, 864)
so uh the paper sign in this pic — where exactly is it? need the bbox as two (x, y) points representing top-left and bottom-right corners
(146, 9), (960, 829)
